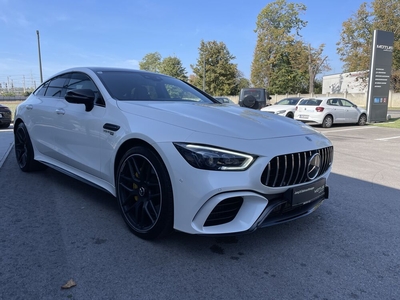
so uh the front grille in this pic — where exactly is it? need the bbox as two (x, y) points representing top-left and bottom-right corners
(204, 197), (243, 227)
(261, 146), (333, 187)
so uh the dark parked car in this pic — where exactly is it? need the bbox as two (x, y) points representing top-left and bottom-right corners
(0, 104), (12, 128)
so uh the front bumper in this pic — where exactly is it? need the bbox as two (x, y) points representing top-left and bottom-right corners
(190, 181), (329, 235)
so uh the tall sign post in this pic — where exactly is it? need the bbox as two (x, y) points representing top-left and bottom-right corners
(366, 30), (394, 122)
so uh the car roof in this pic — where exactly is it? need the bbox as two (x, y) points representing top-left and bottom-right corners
(47, 67), (171, 81)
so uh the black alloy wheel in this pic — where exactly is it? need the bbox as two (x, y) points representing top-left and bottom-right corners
(14, 123), (45, 172)
(116, 146), (173, 240)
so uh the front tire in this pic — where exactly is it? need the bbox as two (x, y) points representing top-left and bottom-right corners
(14, 122), (46, 172)
(286, 112), (294, 118)
(116, 146), (174, 240)
(322, 115), (333, 128)
(358, 114), (367, 126)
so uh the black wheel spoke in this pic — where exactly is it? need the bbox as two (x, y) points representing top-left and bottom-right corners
(144, 201), (157, 224)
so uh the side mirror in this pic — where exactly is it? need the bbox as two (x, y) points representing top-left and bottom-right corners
(65, 89), (95, 112)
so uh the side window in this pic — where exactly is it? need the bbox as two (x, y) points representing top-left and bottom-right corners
(328, 99), (340, 106)
(44, 74), (70, 97)
(341, 99), (353, 107)
(66, 72), (105, 107)
(34, 81), (50, 96)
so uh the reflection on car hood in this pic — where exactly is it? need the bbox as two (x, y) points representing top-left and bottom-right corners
(262, 105), (296, 112)
(117, 101), (317, 140)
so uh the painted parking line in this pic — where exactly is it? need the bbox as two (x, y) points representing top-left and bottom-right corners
(375, 136), (400, 141)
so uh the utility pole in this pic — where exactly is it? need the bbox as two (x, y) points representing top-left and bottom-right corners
(202, 60), (206, 91)
(36, 30), (43, 83)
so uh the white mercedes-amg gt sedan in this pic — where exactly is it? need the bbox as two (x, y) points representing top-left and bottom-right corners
(14, 67), (333, 240)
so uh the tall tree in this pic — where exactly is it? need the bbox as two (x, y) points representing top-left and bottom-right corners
(308, 44), (330, 94)
(159, 56), (188, 81)
(337, 0), (400, 90)
(251, 0), (307, 93)
(139, 52), (162, 72)
(372, 0), (400, 71)
(191, 40), (238, 95)
(336, 3), (373, 72)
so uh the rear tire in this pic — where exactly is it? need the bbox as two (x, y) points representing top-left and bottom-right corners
(14, 122), (46, 172)
(116, 146), (174, 240)
(322, 115), (333, 128)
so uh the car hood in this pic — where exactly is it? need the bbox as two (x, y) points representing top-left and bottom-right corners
(117, 101), (318, 140)
(262, 105), (295, 112)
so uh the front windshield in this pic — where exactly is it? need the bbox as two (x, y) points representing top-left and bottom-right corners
(96, 71), (214, 103)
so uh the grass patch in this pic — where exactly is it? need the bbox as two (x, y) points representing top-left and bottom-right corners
(372, 117), (400, 128)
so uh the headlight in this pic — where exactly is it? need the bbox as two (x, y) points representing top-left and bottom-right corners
(174, 143), (256, 171)
(275, 110), (286, 114)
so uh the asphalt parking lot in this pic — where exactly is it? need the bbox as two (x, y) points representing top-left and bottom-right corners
(0, 123), (399, 299)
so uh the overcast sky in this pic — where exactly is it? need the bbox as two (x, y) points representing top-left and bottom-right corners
(0, 0), (370, 88)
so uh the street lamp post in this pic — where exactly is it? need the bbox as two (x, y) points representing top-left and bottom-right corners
(36, 30), (43, 83)
(202, 60), (206, 91)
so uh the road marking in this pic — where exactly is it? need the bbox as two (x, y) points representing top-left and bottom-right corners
(375, 136), (400, 141)
(322, 126), (378, 133)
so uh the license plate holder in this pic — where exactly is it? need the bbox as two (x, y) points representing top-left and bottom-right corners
(285, 178), (327, 206)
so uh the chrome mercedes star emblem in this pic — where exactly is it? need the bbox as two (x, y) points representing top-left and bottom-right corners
(307, 153), (321, 180)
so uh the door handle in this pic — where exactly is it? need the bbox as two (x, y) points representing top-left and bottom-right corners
(26, 104), (33, 110)
(56, 108), (65, 115)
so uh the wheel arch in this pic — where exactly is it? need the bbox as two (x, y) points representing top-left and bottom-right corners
(13, 118), (24, 134)
(114, 138), (168, 183)
(323, 113), (335, 123)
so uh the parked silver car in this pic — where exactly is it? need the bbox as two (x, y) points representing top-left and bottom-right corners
(294, 97), (367, 128)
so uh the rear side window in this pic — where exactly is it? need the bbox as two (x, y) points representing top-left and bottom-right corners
(299, 99), (322, 106)
(34, 81), (50, 96)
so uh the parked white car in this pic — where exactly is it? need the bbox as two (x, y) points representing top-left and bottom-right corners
(261, 97), (303, 118)
(294, 97), (368, 128)
(14, 67), (334, 240)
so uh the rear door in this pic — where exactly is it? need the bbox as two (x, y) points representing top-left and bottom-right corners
(326, 98), (346, 123)
(27, 74), (71, 157)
